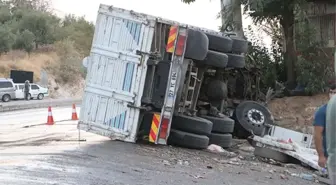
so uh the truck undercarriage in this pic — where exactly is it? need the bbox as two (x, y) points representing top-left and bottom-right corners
(138, 21), (274, 149)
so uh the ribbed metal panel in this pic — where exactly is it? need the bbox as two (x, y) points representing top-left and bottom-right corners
(79, 5), (155, 141)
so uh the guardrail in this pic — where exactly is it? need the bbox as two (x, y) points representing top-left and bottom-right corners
(0, 98), (82, 112)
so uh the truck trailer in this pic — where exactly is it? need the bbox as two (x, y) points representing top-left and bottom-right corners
(78, 4), (274, 149)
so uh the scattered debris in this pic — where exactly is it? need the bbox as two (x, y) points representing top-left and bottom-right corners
(207, 144), (236, 157)
(299, 173), (314, 181)
(236, 171), (248, 175)
(250, 168), (261, 172)
(284, 164), (297, 169)
(207, 144), (226, 153)
(212, 158), (242, 166)
(191, 174), (205, 179)
(239, 146), (255, 153)
(206, 165), (213, 169)
(177, 160), (189, 166)
(280, 174), (289, 180)
(284, 170), (291, 175)
(162, 160), (171, 166)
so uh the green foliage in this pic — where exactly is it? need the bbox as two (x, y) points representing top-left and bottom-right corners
(0, 3), (11, 24)
(0, 25), (15, 55)
(295, 21), (333, 94)
(245, 26), (285, 91)
(56, 15), (94, 55)
(0, 0), (94, 55)
(18, 10), (55, 48)
(14, 29), (35, 53)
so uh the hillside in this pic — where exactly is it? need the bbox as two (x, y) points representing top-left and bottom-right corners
(0, 0), (93, 97)
(0, 49), (85, 98)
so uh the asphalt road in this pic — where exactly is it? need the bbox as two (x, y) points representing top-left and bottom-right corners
(1, 98), (76, 106)
(0, 108), (318, 185)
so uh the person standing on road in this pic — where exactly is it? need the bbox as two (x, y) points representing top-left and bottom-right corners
(24, 80), (30, 101)
(313, 84), (336, 168)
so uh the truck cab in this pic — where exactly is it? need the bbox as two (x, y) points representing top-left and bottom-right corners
(78, 4), (274, 149)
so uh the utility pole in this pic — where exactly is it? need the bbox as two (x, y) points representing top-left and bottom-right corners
(220, 0), (244, 38)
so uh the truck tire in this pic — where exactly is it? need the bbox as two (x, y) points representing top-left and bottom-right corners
(230, 37), (249, 54)
(233, 101), (274, 137)
(204, 50), (228, 68)
(254, 147), (289, 163)
(209, 133), (232, 148)
(206, 33), (232, 53)
(171, 115), (213, 135)
(227, 53), (245, 68)
(206, 80), (228, 100)
(233, 121), (252, 139)
(168, 129), (209, 149)
(201, 116), (234, 133)
(185, 29), (209, 61)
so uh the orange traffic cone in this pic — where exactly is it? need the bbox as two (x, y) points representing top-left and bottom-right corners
(47, 106), (54, 125)
(71, 104), (78, 120)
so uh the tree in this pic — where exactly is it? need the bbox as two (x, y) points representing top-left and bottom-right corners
(0, 2), (11, 24)
(15, 29), (35, 53)
(181, 0), (304, 89)
(0, 25), (15, 55)
(57, 15), (94, 55)
(18, 10), (55, 48)
(10, 0), (51, 12)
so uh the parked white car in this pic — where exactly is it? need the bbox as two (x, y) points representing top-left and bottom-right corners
(14, 83), (49, 100)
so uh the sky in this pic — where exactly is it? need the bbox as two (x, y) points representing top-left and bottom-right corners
(51, 0), (270, 46)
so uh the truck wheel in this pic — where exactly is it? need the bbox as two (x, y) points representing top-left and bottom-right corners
(206, 80), (228, 100)
(204, 50), (228, 68)
(168, 129), (209, 149)
(206, 33), (232, 53)
(185, 29), (209, 61)
(209, 133), (232, 148)
(230, 37), (249, 54)
(171, 115), (213, 135)
(254, 147), (289, 163)
(227, 53), (245, 68)
(201, 116), (234, 133)
(233, 101), (274, 137)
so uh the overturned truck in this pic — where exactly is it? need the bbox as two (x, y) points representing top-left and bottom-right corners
(79, 4), (274, 149)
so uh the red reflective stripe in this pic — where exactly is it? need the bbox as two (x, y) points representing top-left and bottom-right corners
(153, 114), (160, 127)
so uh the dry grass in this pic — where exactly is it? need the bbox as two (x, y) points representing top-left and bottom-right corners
(0, 50), (59, 82)
(0, 49), (84, 98)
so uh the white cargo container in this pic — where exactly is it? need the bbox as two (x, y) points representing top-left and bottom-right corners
(78, 4), (224, 144)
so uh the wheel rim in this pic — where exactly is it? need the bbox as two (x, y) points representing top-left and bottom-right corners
(246, 109), (265, 125)
(39, 94), (43, 99)
(4, 96), (9, 101)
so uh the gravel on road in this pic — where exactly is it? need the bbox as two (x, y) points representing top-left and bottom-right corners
(0, 120), (319, 185)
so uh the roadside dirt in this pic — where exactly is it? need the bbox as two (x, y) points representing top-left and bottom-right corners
(268, 94), (329, 133)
